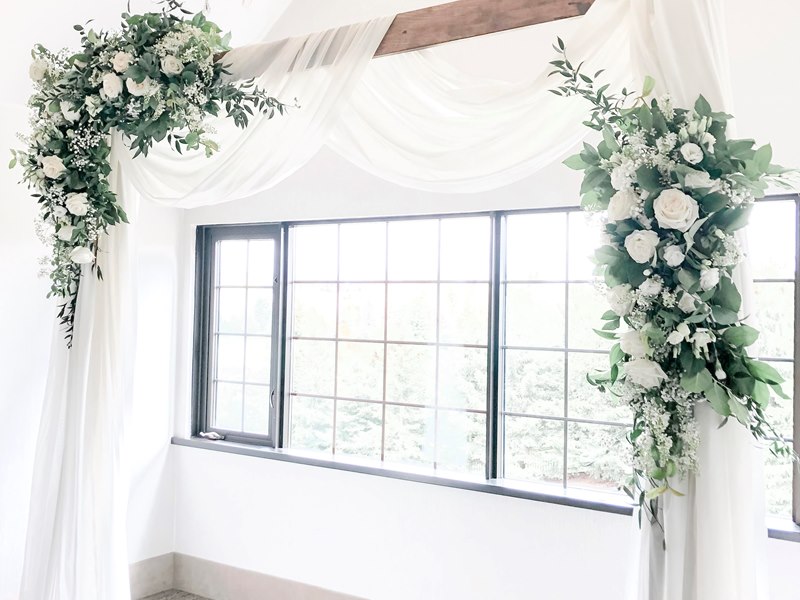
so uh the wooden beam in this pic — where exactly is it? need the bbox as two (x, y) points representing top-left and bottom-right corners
(216, 0), (593, 64)
(374, 0), (595, 57)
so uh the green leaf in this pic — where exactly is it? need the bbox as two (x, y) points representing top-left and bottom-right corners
(563, 154), (588, 170)
(771, 382), (790, 400)
(745, 359), (785, 385)
(593, 328), (619, 340)
(727, 396), (750, 426)
(641, 75), (656, 97)
(712, 276), (742, 313)
(610, 343), (624, 365)
(637, 105), (653, 131)
(700, 192), (728, 213)
(681, 368), (713, 393)
(753, 144), (773, 173)
(706, 382), (731, 416)
(602, 126), (619, 152)
(595, 245), (625, 265)
(711, 306), (739, 325)
(677, 268), (699, 291)
(635, 165), (661, 193)
(580, 167), (610, 195)
(694, 95), (712, 117)
(722, 324), (758, 347)
(752, 380), (770, 408)
(679, 349), (705, 377)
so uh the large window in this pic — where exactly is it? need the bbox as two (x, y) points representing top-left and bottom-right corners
(193, 200), (798, 519)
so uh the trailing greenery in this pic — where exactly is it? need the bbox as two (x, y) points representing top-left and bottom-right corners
(550, 38), (795, 528)
(11, 1), (288, 345)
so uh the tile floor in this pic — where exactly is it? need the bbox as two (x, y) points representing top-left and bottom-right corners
(142, 591), (211, 600)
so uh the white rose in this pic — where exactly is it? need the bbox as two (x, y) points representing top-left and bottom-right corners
(84, 95), (103, 117)
(112, 51), (134, 73)
(678, 292), (696, 313)
(65, 192), (89, 216)
(624, 359), (668, 389)
(683, 170), (714, 190)
(624, 230), (660, 264)
(680, 143), (704, 165)
(52, 206), (67, 220)
(29, 59), (48, 81)
(126, 76), (157, 97)
(653, 189), (699, 232)
(57, 225), (75, 242)
(607, 189), (639, 222)
(60, 101), (81, 123)
(160, 55), (183, 76)
(607, 284), (634, 317)
(639, 278), (663, 297)
(102, 72), (123, 99)
(663, 245), (685, 267)
(700, 267), (720, 291)
(700, 132), (716, 153)
(69, 246), (94, 264)
(620, 330), (648, 358)
(40, 155), (66, 179)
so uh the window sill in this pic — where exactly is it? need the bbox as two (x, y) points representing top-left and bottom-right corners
(171, 436), (800, 543)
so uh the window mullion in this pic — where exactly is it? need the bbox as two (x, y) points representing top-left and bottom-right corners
(486, 213), (503, 481)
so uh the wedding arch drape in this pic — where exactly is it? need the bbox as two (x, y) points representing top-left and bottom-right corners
(21, 1), (768, 599)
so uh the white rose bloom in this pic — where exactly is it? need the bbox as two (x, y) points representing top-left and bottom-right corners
(69, 246), (94, 264)
(84, 95), (102, 117)
(52, 206), (67, 219)
(65, 192), (89, 216)
(684, 170), (714, 190)
(678, 292), (696, 313)
(700, 132), (716, 153)
(624, 230), (660, 264)
(112, 51), (134, 73)
(607, 189), (639, 222)
(57, 225), (76, 242)
(40, 155), (66, 179)
(160, 55), (184, 76)
(607, 284), (634, 317)
(625, 358), (668, 389)
(29, 59), (49, 81)
(653, 189), (699, 232)
(680, 143), (704, 165)
(700, 267), (720, 291)
(639, 278), (663, 297)
(663, 245), (685, 267)
(126, 76), (157, 97)
(620, 330), (648, 358)
(60, 101), (81, 123)
(102, 72), (123, 99)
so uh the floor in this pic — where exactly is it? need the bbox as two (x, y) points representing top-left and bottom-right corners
(142, 592), (211, 600)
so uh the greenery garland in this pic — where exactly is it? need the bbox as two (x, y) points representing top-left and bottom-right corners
(550, 38), (795, 527)
(11, 1), (288, 345)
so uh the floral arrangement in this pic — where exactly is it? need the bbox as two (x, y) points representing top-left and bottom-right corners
(550, 39), (794, 524)
(11, 1), (288, 344)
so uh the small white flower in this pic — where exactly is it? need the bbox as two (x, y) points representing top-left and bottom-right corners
(160, 55), (183, 76)
(680, 143), (704, 165)
(624, 358), (668, 389)
(624, 230), (660, 264)
(69, 246), (94, 264)
(60, 101), (81, 123)
(620, 330), (648, 358)
(52, 206), (67, 219)
(607, 189), (639, 222)
(57, 225), (75, 242)
(40, 155), (66, 179)
(663, 245), (685, 267)
(102, 72), (123, 99)
(112, 51), (134, 73)
(608, 284), (634, 317)
(692, 329), (713, 350)
(29, 59), (49, 81)
(65, 192), (89, 216)
(699, 267), (720, 291)
(653, 189), (699, 232)
(700, 132), (716, 153)
(126, 76), (157, 97)
(678, 292), (696, 313)
(610, 165), (634, 191)
(639, 278), (663, 297)
(667, 330), (685, 345)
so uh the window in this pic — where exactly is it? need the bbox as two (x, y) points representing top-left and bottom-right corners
(193, 198), (798, 521)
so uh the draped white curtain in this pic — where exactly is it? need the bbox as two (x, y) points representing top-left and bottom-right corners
(21, 0), (768, 598)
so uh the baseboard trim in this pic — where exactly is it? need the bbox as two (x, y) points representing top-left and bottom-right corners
(130, 553), (365, 600)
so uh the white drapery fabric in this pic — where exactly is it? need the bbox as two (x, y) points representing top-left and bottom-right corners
(22, 1), (768, 599)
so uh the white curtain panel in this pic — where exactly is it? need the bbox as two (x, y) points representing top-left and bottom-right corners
(21, 0), (768, 598)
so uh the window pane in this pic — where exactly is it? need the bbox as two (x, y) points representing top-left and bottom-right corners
(385, 344), (436, 406)
(503, 350), (564, 417)
(752, 282), (794, 359)
(247, 239), (275, 286)
(243, 384), (269, 434)
(339, 222), (386, 281)
(568, 283), (612, 351)
(292, 283), (337, 338)
(750, 201), (796, 279)
(567, 423), (629, 492)
(386, 283), (437, 342)
(503, 416), (563, 485)
(293, 224), (338, 281)
(439, 283), (488, 346)
(766, 361), (793, 441)
(436, 410), (485, 475)
(218, 240), (247, 286)
(338, 283), (385, 340)
(213, 382), (242, 430)
(246, 288), (273, 335)
(337, 341), (383, 400)
(335, 399), (382, 459)
(568, 352), (629, 424)
(438, 347), (487, 410)
(217, 288), (246, 334)
(568, 211), (603, 281)
(384, 405), (436, 466)
(216, 334), (244, 381)
(439, 217), (490, 280)
(505, 213), (567, 281)
(290, 396), (333, 452)
(244, 336), (271, 384)
(505, 283), (565, 348)
(388, 219), (438, 281)
(290, 339), (335, 396)
(765, 449), (794, 518)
